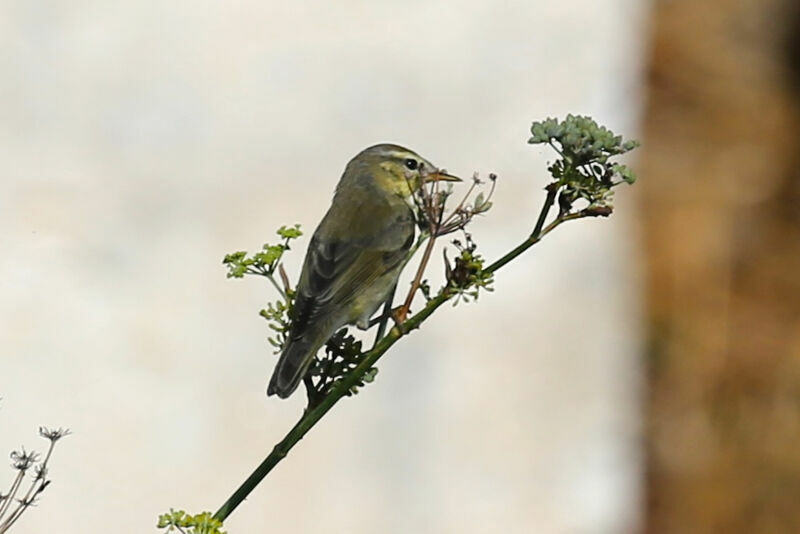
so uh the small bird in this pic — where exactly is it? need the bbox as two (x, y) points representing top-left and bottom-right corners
(267, 144), (460, 398)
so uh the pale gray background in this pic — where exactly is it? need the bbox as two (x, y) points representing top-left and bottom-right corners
(1, 1), (648, 532)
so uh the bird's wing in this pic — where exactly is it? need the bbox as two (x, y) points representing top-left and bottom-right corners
(289, 216), (413, 340)
(292, 193), (414, 337)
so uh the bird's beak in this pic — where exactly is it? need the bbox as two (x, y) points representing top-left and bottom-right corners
(426, 170), (462, 183)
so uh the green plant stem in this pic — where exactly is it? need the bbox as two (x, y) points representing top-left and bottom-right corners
(530, 183), (558, 239)
(485, 182), (558, 274)
(213, 290), (450, 522)
(264, 272), (287, 301)
(487, 206), (607, 275)
(213, 191), (610, 523)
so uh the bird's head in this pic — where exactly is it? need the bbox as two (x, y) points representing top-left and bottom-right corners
(345, 143), (461, 199)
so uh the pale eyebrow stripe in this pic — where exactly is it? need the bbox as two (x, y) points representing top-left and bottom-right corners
(385, 150), (413, 160)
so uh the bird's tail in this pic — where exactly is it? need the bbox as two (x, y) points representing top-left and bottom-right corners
(267, 336), (323, 398)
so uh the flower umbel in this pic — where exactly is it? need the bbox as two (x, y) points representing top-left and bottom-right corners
(0, 426), (69, 533)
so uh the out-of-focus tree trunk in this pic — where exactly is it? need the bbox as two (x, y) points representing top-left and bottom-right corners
(641, 0), (800, 532)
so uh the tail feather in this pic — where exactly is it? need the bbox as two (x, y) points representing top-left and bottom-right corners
(267, 337), (321, 398)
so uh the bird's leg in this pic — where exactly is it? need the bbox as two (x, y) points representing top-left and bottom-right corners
(366, 314), (386, 328)
(303, 376), (320, 409)
(371, 284), (398, 346)
(365, 302), (408, 329)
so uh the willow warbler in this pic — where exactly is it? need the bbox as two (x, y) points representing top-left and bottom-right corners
(267, 144), (460, 398)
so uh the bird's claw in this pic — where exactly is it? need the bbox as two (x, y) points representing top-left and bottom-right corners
(391, 306), (409, 325)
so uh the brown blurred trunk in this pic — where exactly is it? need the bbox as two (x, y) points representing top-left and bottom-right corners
(641, 0), (800, 532)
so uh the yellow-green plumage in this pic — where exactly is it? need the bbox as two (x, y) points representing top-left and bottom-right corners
(267, 143), (456, 398)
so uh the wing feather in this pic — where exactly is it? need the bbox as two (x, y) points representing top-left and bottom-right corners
(289, 209), (413, 341)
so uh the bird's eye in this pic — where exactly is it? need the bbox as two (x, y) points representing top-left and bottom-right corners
(404, 158), (418, 170)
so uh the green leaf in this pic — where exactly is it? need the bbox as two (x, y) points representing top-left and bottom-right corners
(612, 163), (637, 184)
(277, 224), (303, 240)
(362, 367), (379, 383)
(476, 191), (486, 207)
(157, 510), (226, 534)
(223, 224), (304, 281)
(254, 244), (285, 267)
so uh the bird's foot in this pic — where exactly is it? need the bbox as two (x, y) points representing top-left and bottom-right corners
(391, 305), (409, 325)
(366, 306), (409, 328)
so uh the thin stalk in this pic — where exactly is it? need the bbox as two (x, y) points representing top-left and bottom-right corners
(17, 442), (53, 506)
(265, 274), (287, 301)
(0, 471), (23, 520)
(397, 179), (443, 322)
(488, 207), (607, 274)
(440, 178), (478, 228)
(213, 290), (451, 522)
(397, 233), (437, 322)
(530, 183), (558, 239)
(0, 504), (26, 533)
(278, 264), (291, 295)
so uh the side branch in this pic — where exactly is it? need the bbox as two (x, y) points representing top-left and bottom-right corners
(486, 202), (612, 275)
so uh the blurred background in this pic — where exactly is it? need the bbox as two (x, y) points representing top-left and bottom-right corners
(1, 0), (797, 533)
(641, 1), (800, 532)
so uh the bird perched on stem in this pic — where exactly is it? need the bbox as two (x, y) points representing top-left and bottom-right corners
(267, 144), (460, 398)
